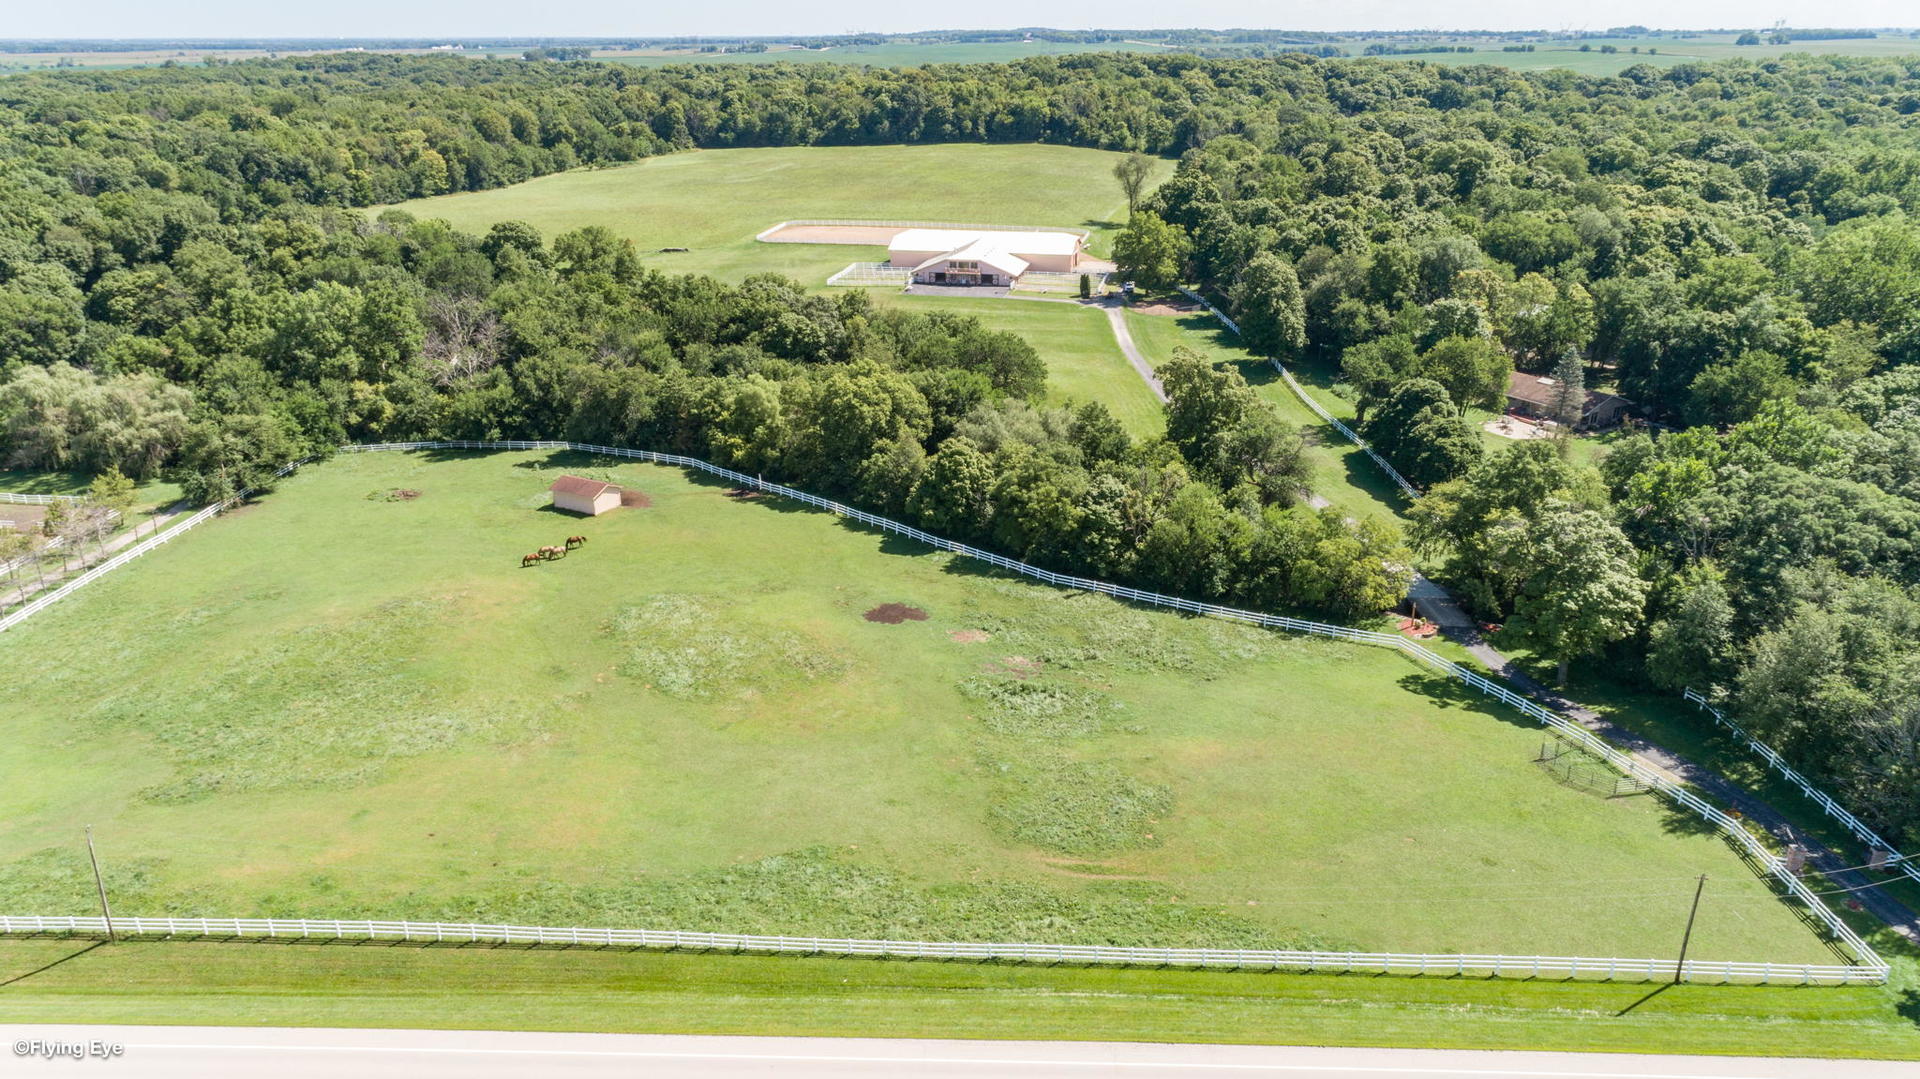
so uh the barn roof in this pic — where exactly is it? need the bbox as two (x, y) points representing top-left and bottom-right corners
(549, 475), (619, 498)
(887, 228), (1080, 258)
(909, 236), (1030, 277)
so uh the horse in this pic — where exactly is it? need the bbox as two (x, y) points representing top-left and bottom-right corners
(540, 545), (565, 560)
(520, 552), (542, 568)
(565, 535), (587, 550)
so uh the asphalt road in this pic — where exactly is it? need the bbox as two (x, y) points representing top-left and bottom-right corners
(5, 1027), (1917, 1078)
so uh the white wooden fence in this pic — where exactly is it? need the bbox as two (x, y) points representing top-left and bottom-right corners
(0, 491), (80, 505)
(0, 915), (1881, 985)
(757, 218), (1091, 242)
(0, 439), (1890, 983)
(825, 261), (911, 286)
(1684, 689), (1920, 888)
(1174, 287), (1422, 500)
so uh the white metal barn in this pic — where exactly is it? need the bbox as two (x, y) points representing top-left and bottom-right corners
(886, 228), (1083, 286)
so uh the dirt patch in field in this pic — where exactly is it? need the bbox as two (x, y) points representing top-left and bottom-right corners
(863, 603), (928, 625)
(949, 629), (990, 643)
(1129, 299), (1202, 317)
(724, 488), (765, 501)
(366, 488), (422, 502)
(759, 223), (906, 246)
(620, 489), (653, 508)
(987, 655), (1044, 679)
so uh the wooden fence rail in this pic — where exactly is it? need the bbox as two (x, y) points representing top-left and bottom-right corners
(0, 915), (1881, 985)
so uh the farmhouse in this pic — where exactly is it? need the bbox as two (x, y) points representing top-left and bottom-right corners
(887, 228), (1083, 286)
(1505, 372), (1632, 430)
(549, 475), (622, 516)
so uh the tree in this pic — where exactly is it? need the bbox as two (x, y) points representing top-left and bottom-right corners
(1506, 504), (1648, 686)
(1340, 335), (1419, 423)
(1647, 568), (1737, 693)
(87, 466), (137, 523)
(1419, 335), (1510, 413)
(1362, 379), (1483, 489)
(174, 414), (300, 506)
(1229, 253), (1307, 358)
(1111, 212), (1189, 292)
(1112, 152), (1156, 216)
(1547, 348), (1586, 427)
(908, 436), (995, 540)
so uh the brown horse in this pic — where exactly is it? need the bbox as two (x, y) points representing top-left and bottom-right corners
(565, 535), (587, 550)
(521, 552), (542, 567)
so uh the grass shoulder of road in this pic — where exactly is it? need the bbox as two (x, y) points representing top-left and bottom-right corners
(383, 143), (1170, 285)
(2, 938), (1917, 1059)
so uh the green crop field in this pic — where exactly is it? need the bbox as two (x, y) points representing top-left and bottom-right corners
(384, 144), (1168, 284)
(0, 448), (1850, 966)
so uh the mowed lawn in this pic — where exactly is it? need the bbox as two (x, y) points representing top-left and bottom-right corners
(878, 293), (1164, 438)
(383, 144), (1169, 283)
(1123, 310), (1410, 526)
(0, 450), (1837, 963)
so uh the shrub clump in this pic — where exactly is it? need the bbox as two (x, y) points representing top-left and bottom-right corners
(605, 593), (842, 699)
(959, 676), (1126, 738)
(985, 753), (1173, 855)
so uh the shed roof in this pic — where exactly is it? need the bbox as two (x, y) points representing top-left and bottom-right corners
(549, 475), (619, 499)
(887, 228), (1080, 258)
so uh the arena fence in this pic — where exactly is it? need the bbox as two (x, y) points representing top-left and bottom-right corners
(0, 914), (1877, 985)
(0, 492), (80, 505)
(0, 439), (1888, 983)
(1684, 689), (1920, 888)
(757, 218), (1091, 242)
(825, 261), (911, 286)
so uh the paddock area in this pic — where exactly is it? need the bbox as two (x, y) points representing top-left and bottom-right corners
(758, 222), (906, 245)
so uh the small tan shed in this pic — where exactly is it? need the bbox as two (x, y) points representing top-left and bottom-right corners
(549, 475), (622, 516)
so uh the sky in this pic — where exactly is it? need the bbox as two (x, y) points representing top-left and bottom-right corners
(7, 1), (1918, 41)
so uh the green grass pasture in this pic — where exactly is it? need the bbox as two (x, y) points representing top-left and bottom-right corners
(0, 449), (1845, 964)
(384, 144), (1168, 283)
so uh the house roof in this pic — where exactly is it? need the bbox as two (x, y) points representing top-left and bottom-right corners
(909, 236), (1030, 277)
(1505, 372), (1630, 415)
(887, 228), (1081, 258)
(549, 475), (619, 499)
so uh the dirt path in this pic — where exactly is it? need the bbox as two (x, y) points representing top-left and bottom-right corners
(1100, 300), (1166, 403)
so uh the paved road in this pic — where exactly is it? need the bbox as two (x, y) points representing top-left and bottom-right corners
(5, 1028), (1915, 1078)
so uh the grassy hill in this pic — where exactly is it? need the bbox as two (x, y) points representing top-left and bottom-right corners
(383, 143), (1168, 284)
(0, 448), (1843, 964)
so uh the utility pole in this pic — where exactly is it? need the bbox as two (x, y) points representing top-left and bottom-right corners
(85, 826), (115, 943)
(1672, 874), (1706, 984)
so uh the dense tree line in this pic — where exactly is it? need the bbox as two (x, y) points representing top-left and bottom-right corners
(4, 48), (1920, 840)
